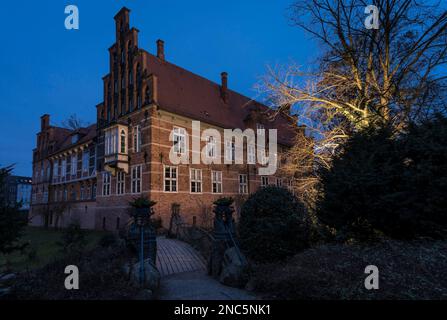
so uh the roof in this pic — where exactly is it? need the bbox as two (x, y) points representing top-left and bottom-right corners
(49, 124), (97, 156)
(142, 51), (296, 146)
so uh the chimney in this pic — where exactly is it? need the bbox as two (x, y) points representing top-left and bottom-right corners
(157, 39), (165, 61)
(41, 114), (50, 130)
(221, 72), (229, 103)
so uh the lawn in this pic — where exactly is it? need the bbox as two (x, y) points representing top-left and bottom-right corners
(0, 226), (108, 273)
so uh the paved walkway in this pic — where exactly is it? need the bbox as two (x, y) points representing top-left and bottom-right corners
(155, 236), (256, 300)
(156, 237), (206, 277)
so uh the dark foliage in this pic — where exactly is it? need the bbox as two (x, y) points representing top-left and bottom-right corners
(317, 115), (447, 241)
(98, 233), (119, 248)
(213, 197), (234, 206)
(238, 186), (310, 262)
(0, 166), (28, 255)
(249, 240), (447, 300)
(129, 196), (156, 208)
(57, 223), (87, 257)
(11, 243), (140, 300)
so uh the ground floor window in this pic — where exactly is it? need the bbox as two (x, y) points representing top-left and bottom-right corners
(190, 168), (202, 193)
(102, 172), (111, 196)
(239, 174), (248, 194)
(164, 166), (178, 192)
(117, 171), (126, 195)
(212, 171), (222, 193)
(131, 165), (142, 194)
(277, 178), (283, 187)
(261, 176), (269, 187)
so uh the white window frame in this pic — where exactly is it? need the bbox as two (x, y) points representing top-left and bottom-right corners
(211, 171), (223, 194)
(206, 136), (217, 159)
(53, 162), (58, 182)
(261, 176), (269, 187)
(277, 178), (283, 187)
(71, 154), (77, 176)
(190, 168), (202, 193)
(102, 172), (111, 196)
(61, 159), (67, 179)
(133, 125), (141, 153)
(131, 165), (142, 194)
(256, 123), (265, 135)
(82, 150), (89, 174)
(225, 140), (235, 162)
(239, 174), (248, 194)
(164, 166), (178, 193)
(173, 127), (186, 154)
(117, 171), (126, 195)
(248, 144), (256, 164)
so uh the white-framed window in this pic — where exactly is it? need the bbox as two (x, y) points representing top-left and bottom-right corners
(225, 140), (235, 162)
(239, 174), (248, 194)
(80, 184), (85, 200)
(173, 127), (186, 154)
(102, 172), (111, 196)
(277, 178), (283, 187)
(133, 125), (141, 152)
(256, 123), (265, 135)
(61, 159), (67, 178)
(53, 162), (59, 181)
(261, 176), (269, 187)
(190, 168), (202, 193)
(164, 166), (178, 192)
(82, 151), (89, 174)
(206, 136), (217, 159)
(131, 166), (142, 194)
(71, 154), (77, 176)
(212, 171), (223, 194)
(248, 144), (256, 164)
(105, 129), (118, 155)
(120, 130), (126, 153)
(117, 171), (125, 195)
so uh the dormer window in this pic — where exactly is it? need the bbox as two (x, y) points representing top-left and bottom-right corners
(71, 134), (79, 144)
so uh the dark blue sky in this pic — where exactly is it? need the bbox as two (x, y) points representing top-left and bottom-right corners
(0, 0), (315, 176)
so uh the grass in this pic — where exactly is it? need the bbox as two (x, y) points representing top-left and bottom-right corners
(0, 226), (107, 273)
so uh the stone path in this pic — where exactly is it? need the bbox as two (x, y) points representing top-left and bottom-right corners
(155, 236), (256, 300)
(156, 237), (206, 277)
(157, 270), (257, 300)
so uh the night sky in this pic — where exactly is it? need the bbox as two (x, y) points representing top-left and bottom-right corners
(0, 0), (316, 176)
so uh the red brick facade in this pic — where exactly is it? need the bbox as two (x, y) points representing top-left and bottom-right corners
(30, 7), (296, 231)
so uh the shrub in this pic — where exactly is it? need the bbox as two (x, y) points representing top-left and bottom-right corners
(12, 243), (140, 300)
(129, 196), (156, 208)
(98, 233), (119, 248)
(249, 240), (447, 300)
(57, 223), (87, 257)
(238, 186), (309, 262)
(316, 126), (402, 241)
(317, 116), (447, 241)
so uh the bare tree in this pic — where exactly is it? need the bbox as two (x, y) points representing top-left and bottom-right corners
(261, 0), (447, 206)
(263, 0), (447, 131)
(61, 114), (88, 130)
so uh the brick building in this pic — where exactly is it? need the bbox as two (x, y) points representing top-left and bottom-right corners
(30, 7), (297, 231)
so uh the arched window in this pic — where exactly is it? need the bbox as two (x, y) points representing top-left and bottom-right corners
(129, 69), (133, 86)
(120, 130), (126, 153)
(137, 92), (142, 109)
(129, 96), (133, 112)
(136, 64), (141, 85)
